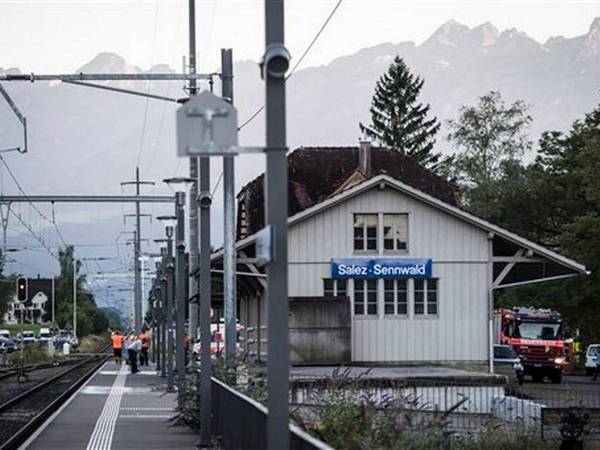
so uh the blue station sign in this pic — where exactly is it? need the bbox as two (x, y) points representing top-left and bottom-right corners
(331, 258), (432, 279)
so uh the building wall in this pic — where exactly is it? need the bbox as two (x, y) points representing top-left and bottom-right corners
(286, 186), (491, 363)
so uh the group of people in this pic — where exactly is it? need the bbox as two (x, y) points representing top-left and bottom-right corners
(110, 329), (150, 374)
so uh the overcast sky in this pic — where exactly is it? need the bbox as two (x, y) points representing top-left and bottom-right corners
(1, 1), (599, 73)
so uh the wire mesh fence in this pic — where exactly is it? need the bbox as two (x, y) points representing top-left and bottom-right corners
(289, 372), (600, 435)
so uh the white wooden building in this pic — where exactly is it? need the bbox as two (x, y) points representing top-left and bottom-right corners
(211, 145), (586, 367)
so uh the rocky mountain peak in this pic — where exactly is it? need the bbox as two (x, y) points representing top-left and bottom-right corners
(76, 52), (141, 74)
(472, 21), (500, 47)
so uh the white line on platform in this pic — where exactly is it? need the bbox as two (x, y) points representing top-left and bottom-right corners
(119, 407), (174, 411)
(118, 415), (173, 419)
(99, 371), (158, 376)
(86, 363), (128, 450)
(18, 361), (109, 450)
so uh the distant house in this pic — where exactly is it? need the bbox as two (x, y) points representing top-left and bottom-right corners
(3, 278), (53, 325)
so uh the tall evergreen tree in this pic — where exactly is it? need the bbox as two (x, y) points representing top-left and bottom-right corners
(360, 56), (440, 167)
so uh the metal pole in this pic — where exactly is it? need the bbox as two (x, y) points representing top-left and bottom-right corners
(160, 247), (167, 378)
(175, 192), (187, 405)
(73, 257), (77, 339)
(188, 0), (199, 341)
(134, 167), (143, 333)
(198, 154), (212, 445)
(166, 226), (175, 392)
(151, 288), (157, 364)
(264, 1), (290, 448)
(51, 277), (55, 327)
(221, 49), (237, 380)
(154, 270), (161, 371)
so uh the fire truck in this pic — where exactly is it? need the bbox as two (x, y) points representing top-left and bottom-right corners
(495, 307), (573, 383)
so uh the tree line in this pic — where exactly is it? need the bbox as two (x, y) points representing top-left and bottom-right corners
(361, 56), (600, 343)
(0, 245), (117, 336)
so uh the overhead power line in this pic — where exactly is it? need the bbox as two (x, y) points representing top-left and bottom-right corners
(238, 0), (344, 131)
(212, 0), (344, 196)
(0, 154), (68, 249)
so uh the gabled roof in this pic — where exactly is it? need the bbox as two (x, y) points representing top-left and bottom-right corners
(217, 174), (586, 276)
(237, 146), (458, 239)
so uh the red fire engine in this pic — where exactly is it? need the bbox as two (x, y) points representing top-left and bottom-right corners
(495, 307), (574, 383)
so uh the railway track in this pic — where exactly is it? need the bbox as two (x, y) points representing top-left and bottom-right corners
(0, 346), (110, 450)
(0, 359), (76, 382)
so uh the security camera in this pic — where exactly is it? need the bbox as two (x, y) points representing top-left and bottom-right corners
(260, 44), (291, 79)
(198, 192), (212, 209)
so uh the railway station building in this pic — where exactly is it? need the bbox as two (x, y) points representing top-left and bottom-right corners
(210, 142), (586, 369)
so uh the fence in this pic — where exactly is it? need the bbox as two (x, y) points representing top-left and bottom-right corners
(245, 325), (267, 361)
(211, 377), (333, 450)
(289, 375), (600, 435)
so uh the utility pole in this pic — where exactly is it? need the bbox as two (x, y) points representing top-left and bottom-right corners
(121, 167), (155, 333)
(51, 276), (55, 329)
(221, 49), (237, 380)
(1, 203), (9, 255)
(153, 267), (162, 370)
(174, 192), (187, 406)
(73, 256), (78, 339)
(160, 247), (167, 378)
(188, 0), (199, 340)
(264, 1), (291, 448)
(165, 226), (175, 392)
(184, 0), (213, 445)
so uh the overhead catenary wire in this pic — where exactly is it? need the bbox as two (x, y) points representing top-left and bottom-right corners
(238, 0), (344, 131)
(135, 0), (161, 168)
(0, 154), (68, 247)
(213, 0), (344, 195)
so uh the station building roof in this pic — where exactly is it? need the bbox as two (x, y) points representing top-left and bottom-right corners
(217, 164), (587, 290)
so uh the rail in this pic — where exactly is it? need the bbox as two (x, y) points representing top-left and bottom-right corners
(0, 348), (110, 449)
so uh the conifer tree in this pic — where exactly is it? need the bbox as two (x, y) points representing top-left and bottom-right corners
(360, 56), (440, 167)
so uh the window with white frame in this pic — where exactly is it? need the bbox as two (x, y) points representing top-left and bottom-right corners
(414, 279), (438, 316)
(353, 279), (378, 315)
(323, 278), (348, 298)
(353, 214), (378, 252)
(384, 279), (408, 315)
(383, 214), (408, 252)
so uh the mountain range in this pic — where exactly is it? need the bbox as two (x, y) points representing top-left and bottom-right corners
(0, 18), (599, 305)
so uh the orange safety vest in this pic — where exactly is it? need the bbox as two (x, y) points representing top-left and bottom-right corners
(111, 334), (123, 349)
(140, 333), (150, 349)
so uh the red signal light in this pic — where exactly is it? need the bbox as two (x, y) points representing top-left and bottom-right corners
(16, 277), (28, 302)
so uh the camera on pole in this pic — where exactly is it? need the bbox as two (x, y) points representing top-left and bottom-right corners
(16, 277), (28, 302)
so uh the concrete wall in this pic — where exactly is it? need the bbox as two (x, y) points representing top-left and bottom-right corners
(289, 297), (351, 365)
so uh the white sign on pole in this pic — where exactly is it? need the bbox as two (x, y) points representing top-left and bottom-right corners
(255, 225), (273, 267)
(176, 90), (238, 156)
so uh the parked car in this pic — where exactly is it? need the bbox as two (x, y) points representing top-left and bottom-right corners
(38, 328), (53, 345)
(585, 344), (600, 376)
(0, 336), (17, 353)
(0, 329), (11, 339)
(494, 344), (524, 384)
(18, 330), (37, 346)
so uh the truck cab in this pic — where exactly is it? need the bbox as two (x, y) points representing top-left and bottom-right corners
(496, 307), (567, 383)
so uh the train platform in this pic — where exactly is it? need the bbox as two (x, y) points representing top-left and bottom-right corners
(22, 360), (198, 450)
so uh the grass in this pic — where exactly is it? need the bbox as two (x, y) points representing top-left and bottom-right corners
(79, 335), (106, 352)
(7, 345), (64, 365)
(1, 323), (45, 336)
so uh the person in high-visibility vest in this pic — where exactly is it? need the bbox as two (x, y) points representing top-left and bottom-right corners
(139, 330), (150, 366)
(111, 330), (124, 364)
